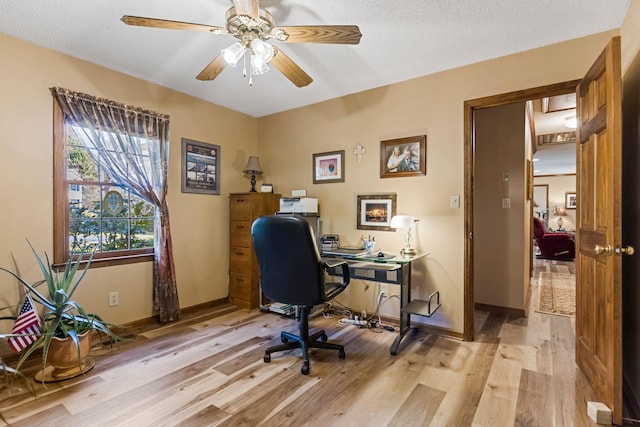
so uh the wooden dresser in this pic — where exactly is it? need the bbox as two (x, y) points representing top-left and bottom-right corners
(228, 192), (281, 309)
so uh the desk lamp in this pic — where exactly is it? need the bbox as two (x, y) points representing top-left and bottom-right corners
(390, 215), (418, 256)
(243, 156), (263, 192)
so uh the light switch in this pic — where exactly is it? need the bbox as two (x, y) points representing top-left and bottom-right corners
(502, 198), (511, 209)
(450, 195), (460, 208)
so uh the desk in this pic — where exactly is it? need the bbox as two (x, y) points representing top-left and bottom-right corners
(323, 252), (440, 355)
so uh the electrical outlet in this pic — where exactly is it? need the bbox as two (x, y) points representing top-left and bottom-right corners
(379, 283), (388, 295)
(108, 291), (119, 307)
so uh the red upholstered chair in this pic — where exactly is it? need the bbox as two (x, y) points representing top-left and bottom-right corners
(533, 217), (575, 260)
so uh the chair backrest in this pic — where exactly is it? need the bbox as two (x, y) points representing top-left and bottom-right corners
(251, 215), (325, 306)
(533, 216), (546, 240)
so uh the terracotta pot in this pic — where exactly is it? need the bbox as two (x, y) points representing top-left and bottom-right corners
(47, 330), (92, 370)
(35, 330), (95, 382)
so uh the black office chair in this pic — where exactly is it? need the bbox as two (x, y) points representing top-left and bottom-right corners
(251, 215), (350, 375)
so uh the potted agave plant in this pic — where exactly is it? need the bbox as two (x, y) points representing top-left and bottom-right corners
(1, 241), (121, 382)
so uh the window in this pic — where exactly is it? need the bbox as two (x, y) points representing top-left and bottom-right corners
(54, 102), (155, 266)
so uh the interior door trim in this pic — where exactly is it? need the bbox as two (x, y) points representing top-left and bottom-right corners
(463, 79), (581, 341)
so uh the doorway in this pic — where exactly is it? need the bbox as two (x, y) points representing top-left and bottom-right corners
(463, 80), (580, 340)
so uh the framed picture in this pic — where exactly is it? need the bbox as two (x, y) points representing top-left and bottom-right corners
(380, 135), (426, 178)
(181, 138), (220, 195)
(313, 150), (345, 184)
(357, 193), (397, 231)
(565, 192), (577, 209)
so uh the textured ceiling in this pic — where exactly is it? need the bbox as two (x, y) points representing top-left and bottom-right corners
(0, 0), (631, 117)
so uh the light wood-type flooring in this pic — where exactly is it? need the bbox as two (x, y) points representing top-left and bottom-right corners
(1, 259), (600, 426)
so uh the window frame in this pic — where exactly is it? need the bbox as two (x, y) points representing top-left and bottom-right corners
(53, 101), (154, 268)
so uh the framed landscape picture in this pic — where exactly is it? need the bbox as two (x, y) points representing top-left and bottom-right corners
(357, 193), (397, 231)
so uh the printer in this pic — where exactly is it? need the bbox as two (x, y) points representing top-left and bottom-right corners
(279, 197), (318, 214)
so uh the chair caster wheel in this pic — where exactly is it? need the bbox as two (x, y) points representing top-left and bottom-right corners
(319, 334), (328, 342)
(338, 350), (346, 359)
(301, 363), (310, 375)
(264, 354), (271, 363)
(281, 336), (289, 343)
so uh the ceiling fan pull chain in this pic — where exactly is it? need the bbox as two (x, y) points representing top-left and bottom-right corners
(242, 52), (248, 78)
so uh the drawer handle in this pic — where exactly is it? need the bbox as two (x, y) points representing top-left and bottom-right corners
(235, 251), (244, 256)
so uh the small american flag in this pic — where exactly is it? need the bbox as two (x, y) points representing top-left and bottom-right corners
(7, 294), (42, 353)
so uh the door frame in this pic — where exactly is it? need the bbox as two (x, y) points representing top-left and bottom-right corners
(463, 80), (581, 340)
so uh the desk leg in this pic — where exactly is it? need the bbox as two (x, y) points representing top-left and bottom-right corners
(390, 263), (413, 355)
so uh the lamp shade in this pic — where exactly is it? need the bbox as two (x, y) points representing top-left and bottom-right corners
(251, 38), (274, 63)
(243, 156), (263, 175)
(556, 207), (567, 216)
(221, 42), (246, 66)
(390, 215), (415, 229)
(250, 55), (270, 75)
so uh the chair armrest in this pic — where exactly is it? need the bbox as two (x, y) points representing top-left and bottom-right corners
(322, 260), (350, 287)
(542, 233), (573, 240)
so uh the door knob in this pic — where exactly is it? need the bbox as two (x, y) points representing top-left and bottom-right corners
(594, 244), (613, 255)
(615, 245), (635, 256)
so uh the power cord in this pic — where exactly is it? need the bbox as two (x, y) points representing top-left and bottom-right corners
(326, 293), (398, 333)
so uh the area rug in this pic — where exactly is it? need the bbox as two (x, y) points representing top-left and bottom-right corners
(536, 271), (576, 317)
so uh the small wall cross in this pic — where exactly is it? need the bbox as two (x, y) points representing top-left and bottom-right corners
(353, 144), (366, 163)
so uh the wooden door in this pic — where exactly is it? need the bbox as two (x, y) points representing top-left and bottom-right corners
(575, 36), (627, 425)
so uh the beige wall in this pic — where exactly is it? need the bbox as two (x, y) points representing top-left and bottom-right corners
(534, 175), (577, 230)
(258, 30), (619, 333)
(621, 0), (640, 74)
(474, 102), (526, 310)
(0, 33), (258, 334)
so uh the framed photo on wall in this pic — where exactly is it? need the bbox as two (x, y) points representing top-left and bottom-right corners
(181, 138), (220, 195)
(313, 150), (345, 184)
(566, 192), (577, 209)
(357, 193), (397, 231)
(380, 135), (426, 178)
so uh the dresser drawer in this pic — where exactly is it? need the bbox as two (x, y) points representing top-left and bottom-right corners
(229, 246), (252, 272)
(229, 272), (251, 301)
(230, 220), (252, 247)
(230, 196), (252, 220)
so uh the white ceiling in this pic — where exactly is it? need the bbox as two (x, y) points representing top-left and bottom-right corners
(0, 0), (631, 118)
(533, 143), (576, 176)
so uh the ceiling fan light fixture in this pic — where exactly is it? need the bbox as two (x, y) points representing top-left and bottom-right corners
(565, 115), (577, 129)
(251, 38), (274, 63)
(221, 41), (246, 66)
(250, 55), (270, 75)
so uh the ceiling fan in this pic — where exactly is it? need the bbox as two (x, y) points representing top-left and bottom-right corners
(121, 0), (362, 87)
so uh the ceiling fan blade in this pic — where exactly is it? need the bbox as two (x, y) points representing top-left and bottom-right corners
(270, 48), (313, 87)
(232, 0), (259, 19)
(272, 25), (362, 44)
(121, 16), (228, 35)
(196, 55), (227, 81)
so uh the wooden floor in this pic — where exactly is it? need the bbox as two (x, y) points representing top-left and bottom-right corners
(1, 259), (600, 426)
